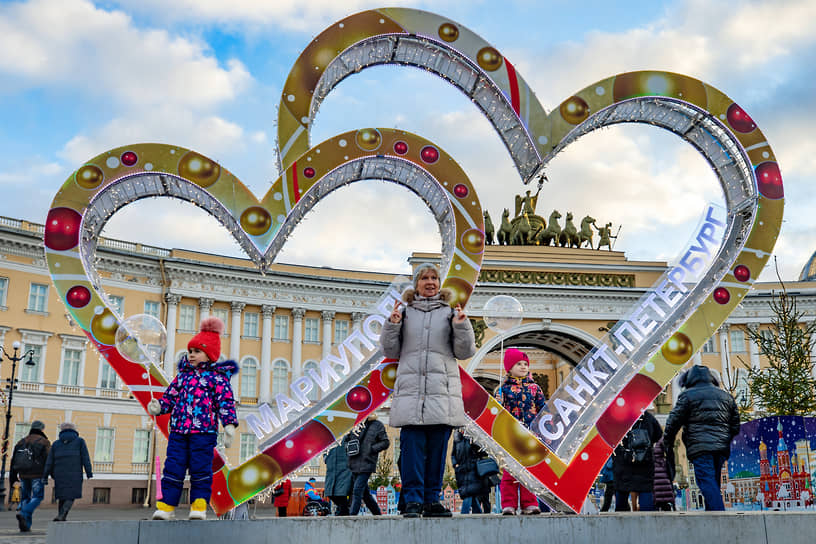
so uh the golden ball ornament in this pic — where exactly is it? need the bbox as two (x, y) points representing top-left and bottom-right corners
(91, 309), (119, 346)
(227, 454), (282, 499)
(75, 164), (104, 189)
(355, 128), (382, 152)
(559, 96), (590, 125)
(661, 332), (694, 365)
(178, 151), (221, 188)
(380, 363), (398, 389)
(476, 47), (503, 71)
(461, 228), (485, 255)
(612, 72), (707, 107)
(240, 206), (272, 236)
(442, 276), (473, 307)
(438, 23), (459, 42)
(492, 411), (548, 467)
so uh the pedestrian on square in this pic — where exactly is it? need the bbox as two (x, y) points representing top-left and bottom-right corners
(663, 365), (740, 511)
(273, 478), (291, 516)
(451, 429), (491, 514)
(380, 262), (477, 518)
(598, 457), (615, 512)
(42, 422), (93, 521)
(147, 317), (239, 520)
(652, 438), (675, 511)
(612, 410), (662, 511)
(494, 348), (547, 515)
(323, 444), (352, 515)
(11, 420), (50, 532)
(343, 413), (390, 516)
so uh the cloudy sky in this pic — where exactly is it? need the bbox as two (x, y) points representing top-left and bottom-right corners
(1, 0), (814, 281)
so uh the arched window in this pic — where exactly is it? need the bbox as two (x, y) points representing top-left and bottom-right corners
(303, 361), (319, 402)
(272, 360), (289, 396)
(241, 357), (258, 399)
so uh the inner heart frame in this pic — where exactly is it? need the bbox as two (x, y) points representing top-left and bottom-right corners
(45, 7), (784, 514)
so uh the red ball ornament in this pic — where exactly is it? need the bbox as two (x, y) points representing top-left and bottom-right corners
(120, 151), (138, 166)
(420, 145), (439, 164)
(346, 386), (372, 412)
(755, 162), (783, 200)
(595, 374), (662, 448)
(734, 265), (751, 282)
(460, 374), (489, 418)
(713, 287), (730, 305)
(453, 184), (469, 198)
(726, 103), (756, 133)
(393, 141), (408, 155)
(66, 285), (91, 308)
(303, 167), (315, 178)
(264, 420), (334, 474)
(44, 207), (82, 251)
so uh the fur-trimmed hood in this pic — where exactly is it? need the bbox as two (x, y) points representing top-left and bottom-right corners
(401, 287), (453, 305)
(177, 355), (239, 378)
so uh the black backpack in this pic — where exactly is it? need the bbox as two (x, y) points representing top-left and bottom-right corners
(11, 444), (37, 473)
(625, 424), (652, 464)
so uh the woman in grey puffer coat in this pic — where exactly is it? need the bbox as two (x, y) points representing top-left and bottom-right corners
(380, 263), (476, 518)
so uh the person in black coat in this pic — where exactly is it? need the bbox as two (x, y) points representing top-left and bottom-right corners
(342, 413), (390, 515)
(612, 410), (662, 511)
(11, 420), (50, 532)
(451, 430), (491, 514)
(42, 422), (93, 521)
(323, 444), (352, 515)
(652, 438), (675, 510)
(663, 365), (740, 511)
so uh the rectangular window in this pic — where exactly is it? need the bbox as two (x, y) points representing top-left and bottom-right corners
(28, 283), (48, 312)
(243, 311), (259, 338)
(334, 319), (349, 344)
(131, 488), (147, 505)
(14, 423), (28, 445)
(109, 295), (124, 316)
(730, 330), (746, 353)
(760, 329), (775, 355)
(0, 277), (7, 306)
(212, 308), (229, 333)
(19, 344), (42, 382)
(735, 368), (750, 405)
(92, 488), (111, 504)
(274, 315), (289, 341)
(144, 300), (160, 319)
(241, 362), (257, 398)
(132, 429), (150, 463)
(702, 337), (716, 353)
(239, 433), (257, 464)
(61, 348), (82, 386)
(304, 318), (320, 343)
(178, 304), (195, 331)
(95, 428), (115, 462)
(272, 362), (288, 396)
(100, 360), (117, 389)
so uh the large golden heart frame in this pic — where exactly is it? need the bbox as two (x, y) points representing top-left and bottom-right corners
(45, 8), (783, 514)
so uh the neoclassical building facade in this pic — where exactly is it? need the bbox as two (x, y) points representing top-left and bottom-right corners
(1, 215), (815, 507)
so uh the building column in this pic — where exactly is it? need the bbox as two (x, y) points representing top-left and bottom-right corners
(350, 312), (365, 371)
(321, 310), (335, 359)
(230, 302), (245, 361)
(198, 297), (214, 321)
(291, 308), (306, 378)
(164, 294), (181, 374)
(260, 305), (275, 404)
(746, 324), (760, 371)
(719, 324), (731, 388)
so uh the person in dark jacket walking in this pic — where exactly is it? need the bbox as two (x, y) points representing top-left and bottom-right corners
(42, 422), (93, 521)
(663, 365), (740, 511)
(342, 413), (390, 515)
(11, 420), (50, 532)
(652, 438), (675, 511)
(451, 430), (491, 514)
(323, 444), (352, 515)
(612, 410), (662, 511)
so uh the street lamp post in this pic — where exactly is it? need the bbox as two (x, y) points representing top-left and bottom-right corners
(0, 340), (35, 505)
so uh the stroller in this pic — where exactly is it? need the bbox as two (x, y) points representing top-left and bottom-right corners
(302, 499), (330, 516)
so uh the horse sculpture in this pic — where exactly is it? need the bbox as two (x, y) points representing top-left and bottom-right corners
(510, 213), (531, 245)
(578, 215), (596, 248)
(559, 212), (579, 248)
(497, 208), (512, 245)
(535, 210), (562, 246)
(484, 210), (495, 245)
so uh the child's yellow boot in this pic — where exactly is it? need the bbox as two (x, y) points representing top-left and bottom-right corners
(152, 501), (176, 520)
(189, 498), (208, 520)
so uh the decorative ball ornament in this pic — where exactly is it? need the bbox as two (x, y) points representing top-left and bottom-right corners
(420, 145), (439, 163)
(734, 265), (751, 282)
(713, 287), (731, 305)
(755, 162), (784, 200)
(443, 276), (474, 308)
(453, 183), (469, 198)
(438, 22), (459, 42)
(726, 103), (757, 133)
(461, 228), (485, 255)
(75, 164), (104, 189)
(240, 206), (272, 236)
(346, 385), (372, 412)
(559, 96), (590, 125)
(492, 411), (548, 467)
(44, 207), (82, 251)
(355, 128), (382, 151)
(303, 167), (316, 178)
(90, 308), (119, 346)
(476, 46), (503, 71)
(660, 332), (693, 365)
(483, 295), (523, 333)
(66, 285), (91, 308)
(393, 141), (408, 155)
(380, 363), (398, 389)
(178, 151), (221, 187)
(226, 455), (282, 501)
(120, 151), (138, 166)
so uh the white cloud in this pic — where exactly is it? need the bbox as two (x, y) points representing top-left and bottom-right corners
(0, 160), (62, 186)
(0, 0), (252, 108)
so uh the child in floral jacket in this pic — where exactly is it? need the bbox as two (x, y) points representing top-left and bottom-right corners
(147, 317), (238, 520)
(495, 348), (546, 515)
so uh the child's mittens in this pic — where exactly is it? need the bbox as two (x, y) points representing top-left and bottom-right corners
(223, 424), (237, 448)
(147, 399), (161, 415)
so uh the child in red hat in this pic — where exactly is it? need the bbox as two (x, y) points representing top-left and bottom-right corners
(147, 316), (238, 520)
(495, 348), (546, 515)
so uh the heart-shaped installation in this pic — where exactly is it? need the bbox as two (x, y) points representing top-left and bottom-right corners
(46, 7), (784, 514)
